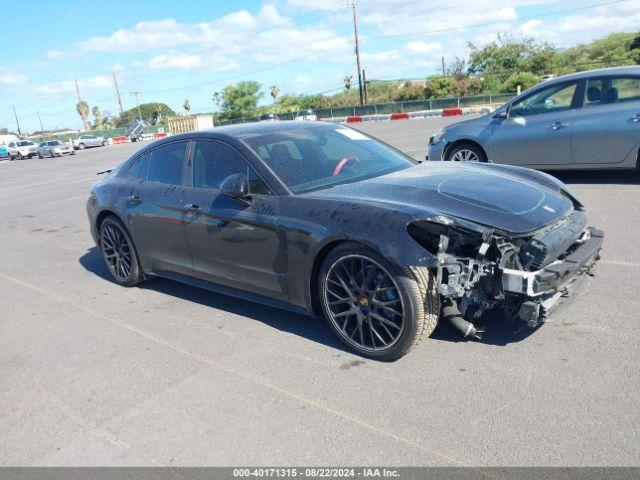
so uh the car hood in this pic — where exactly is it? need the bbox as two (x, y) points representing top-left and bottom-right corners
(307, 162), (575, 234)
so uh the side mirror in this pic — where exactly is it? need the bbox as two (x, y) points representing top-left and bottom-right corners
(220, 173), (251, 204)
(493, 108), (509, 119)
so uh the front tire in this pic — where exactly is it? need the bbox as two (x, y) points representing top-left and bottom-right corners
(102, 140), (108, 146)
(78, 143), (86, 150)
(318, 243), (440, 361)
(446, 143), (487, 163)
(17, 152), (23, 160)
(99, 216), (145, 287)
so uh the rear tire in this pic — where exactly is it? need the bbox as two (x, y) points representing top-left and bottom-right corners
(99, 216), (145, 287)
(102, 140), (108, 146)
(446, 143), (487, 163)
(317, 242), (440, 361)
(38, 153), (43, 158)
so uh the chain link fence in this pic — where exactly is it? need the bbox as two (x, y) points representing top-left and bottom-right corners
(213, 93), (515, 126)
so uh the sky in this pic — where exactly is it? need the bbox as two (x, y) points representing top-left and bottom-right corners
(1, 0), (639, 132)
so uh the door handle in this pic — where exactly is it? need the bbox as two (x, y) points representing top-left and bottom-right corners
(631, 114), (640, 123)
(184, 203), (202, 213)
(550, 122), (569, 130)
(127, 195), (142, 205)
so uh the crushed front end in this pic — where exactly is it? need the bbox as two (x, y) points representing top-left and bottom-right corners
(408, 210), (603, 337)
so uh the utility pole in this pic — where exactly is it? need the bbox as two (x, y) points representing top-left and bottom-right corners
(12, 105), (22, 136)
(74, 77), (82, 102)
(131, 91), (143, 121)
(347, 0), (364, 105)
(441, 56), (446, 76)
(37, 112), (44, 133)
(112, 71), (124, 115)
(362, 69), (368, 105)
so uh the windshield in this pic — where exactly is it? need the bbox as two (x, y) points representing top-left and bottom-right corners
(49, 141), (62, 145)
(241, 125), (415, 193)
(17, 141), (33, 146)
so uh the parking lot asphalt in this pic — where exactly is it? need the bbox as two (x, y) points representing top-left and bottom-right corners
(1, 117), (639, 466)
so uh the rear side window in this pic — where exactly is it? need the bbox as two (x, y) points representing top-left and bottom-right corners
(584, 76), (640, 107)
(147, 142), (187, 185)
(128, 152), (151, 180)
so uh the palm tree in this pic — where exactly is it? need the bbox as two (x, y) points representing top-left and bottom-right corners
(270, 85), (279, 103)
(344, 75), (353, 92)
(76, 100), (90, 131)
(212, 91), (221, 121)
(183, 99), (191, 114)
(91, 105), (102, 129)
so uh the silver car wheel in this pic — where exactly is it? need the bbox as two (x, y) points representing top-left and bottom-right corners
(451, 149), (480, 162)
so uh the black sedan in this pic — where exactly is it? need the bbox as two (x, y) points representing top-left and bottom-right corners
(87, 121), (603, 360)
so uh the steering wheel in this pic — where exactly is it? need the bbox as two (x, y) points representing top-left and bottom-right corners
(333, 156), (359, 176)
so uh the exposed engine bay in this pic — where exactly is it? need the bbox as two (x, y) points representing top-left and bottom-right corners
(408, 209), (604, 339)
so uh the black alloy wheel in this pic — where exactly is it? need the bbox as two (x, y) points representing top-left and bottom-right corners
(99, 217), (144, 286)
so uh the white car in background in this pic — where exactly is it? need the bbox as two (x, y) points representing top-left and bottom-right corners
(7, 140), (38, 160)
(37, 140), (75, 157)
(73, 134), (108, 150)
(294, 109), (318, 121)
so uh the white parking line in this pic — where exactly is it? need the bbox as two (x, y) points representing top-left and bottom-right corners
(601, 259), (640, 268)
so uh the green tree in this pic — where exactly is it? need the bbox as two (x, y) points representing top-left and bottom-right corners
(502, 72), (540, 93)
(91, 105), (102, 129)
(468, 33), (555, 81)
(221, 81), (262, 119)
(76, 100), (90, 131)
(554, 32), (640, 72)
(115, 102), (176, 127)
(424, 76), (455, 98)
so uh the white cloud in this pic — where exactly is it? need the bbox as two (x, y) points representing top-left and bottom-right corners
(47, 50), (65, 60)
(148, 52), (203, 70)
(35, 76), (111, 95)
(294, 75), (311, 84)
(285, 0), (344, 11)
(404, 41), (443, 55)
(74, 6), (290, 54)
(0, 74), (27, 85)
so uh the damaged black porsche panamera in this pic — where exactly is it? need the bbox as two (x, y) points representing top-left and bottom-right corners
(87, 121), (603, 361)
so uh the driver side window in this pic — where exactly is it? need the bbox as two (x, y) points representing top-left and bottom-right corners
(510, 82), (577, 117)
(192, 141), (271, 195)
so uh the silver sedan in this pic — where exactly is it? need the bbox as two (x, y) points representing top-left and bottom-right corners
(427, 66), (640, 171)
(37, 141), (75, 158)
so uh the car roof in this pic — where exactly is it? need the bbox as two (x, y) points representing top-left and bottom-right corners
(541, 66), (640, 85)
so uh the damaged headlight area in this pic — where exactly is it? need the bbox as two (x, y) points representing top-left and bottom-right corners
(408, 211), (603, 339)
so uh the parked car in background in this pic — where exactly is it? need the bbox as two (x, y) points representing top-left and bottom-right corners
(259, 113), (279, 122)
(294, 109), (317, 121)
(73, 134), (108, 150)
(427, 66), (640, 171)
(38, 140), (75, 157)
(7, 140), (38, 160)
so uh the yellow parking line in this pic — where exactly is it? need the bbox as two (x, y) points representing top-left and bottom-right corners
(0, 271), (472, 468)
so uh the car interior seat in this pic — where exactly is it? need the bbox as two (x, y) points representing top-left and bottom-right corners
(586, 86), (602, 103)
(602, 87), (619, 104)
